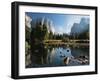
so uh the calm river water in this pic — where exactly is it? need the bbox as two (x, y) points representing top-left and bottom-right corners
(26, 45), (89, 68)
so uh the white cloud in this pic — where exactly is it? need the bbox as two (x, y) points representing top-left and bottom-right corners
(54, 26), (64, 34)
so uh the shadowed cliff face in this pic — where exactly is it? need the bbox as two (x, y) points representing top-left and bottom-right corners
(70, 18), (89, 35)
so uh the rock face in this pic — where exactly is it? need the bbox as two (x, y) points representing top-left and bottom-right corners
(25, 14), (32, 28)
(31, 17), (54, 33)
(70, 18), (89, 35)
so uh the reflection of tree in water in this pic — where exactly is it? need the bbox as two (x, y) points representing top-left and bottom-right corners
(29, 17), (52, 67)
(30, 43), (48, 67)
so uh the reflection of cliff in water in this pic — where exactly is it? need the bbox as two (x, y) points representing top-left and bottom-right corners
(71, 47), (89, 58)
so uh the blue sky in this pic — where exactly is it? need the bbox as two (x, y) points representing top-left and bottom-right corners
(26, 12), (89, 34)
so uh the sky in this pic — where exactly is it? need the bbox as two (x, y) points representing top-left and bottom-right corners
(26, 12), (89, 34)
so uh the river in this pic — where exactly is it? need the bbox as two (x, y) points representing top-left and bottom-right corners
(26, 44), (89, 68)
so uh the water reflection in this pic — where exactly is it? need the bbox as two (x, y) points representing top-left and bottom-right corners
(26, 44), (89, 68)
